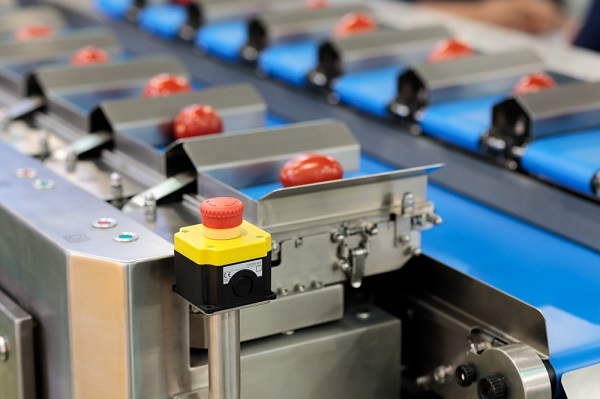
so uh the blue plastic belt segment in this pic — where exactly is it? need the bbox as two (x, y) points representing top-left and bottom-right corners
(138, 4), (188, 40)
(96, 0), (132, 19)
(258, 41), (318, 87)
(419, 95), (504, 152)
(521, 129), (600, 195)
(423, 184), (600, 381)
(196, 20), (247, 62)
(333, 66), (402, 118)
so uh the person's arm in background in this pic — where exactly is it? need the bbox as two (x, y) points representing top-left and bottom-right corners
(418, 0), (566, 35)
(574, 0), (600, 51)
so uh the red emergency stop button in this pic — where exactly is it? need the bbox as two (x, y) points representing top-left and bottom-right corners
(200, 197), (244, 239)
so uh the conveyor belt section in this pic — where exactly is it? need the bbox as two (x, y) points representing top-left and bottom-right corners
(94, 3), (600, 200)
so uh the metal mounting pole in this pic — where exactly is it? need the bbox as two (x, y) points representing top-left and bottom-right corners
(208, 310), (241, 399)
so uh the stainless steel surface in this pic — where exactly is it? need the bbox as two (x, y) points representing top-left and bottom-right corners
(312, 25), (452, 84)
(208, 310), (240, 399)
(189, 120), (360, 191)
(389, 257), (550, 398)
(487, 81), (600, 145)
(0, 6), (66, 35)
(242, 4), (371, 59)
(0, 288), (35, 399)
(100, 84), (266, 132)
(104, 84), (267, 175)
(393, 48), (544, 115)
(189, 0), (304, 27)
(0, 139), (402, 398)
(190, 284), (344, 348)
(562, 363), (600, 398)
(0, 29), (120, 96)
(33, 56), (187, 135)
(462, 344), (552, 399)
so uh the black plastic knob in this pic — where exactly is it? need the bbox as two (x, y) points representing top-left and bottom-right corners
(477, 376), (507, 399)
(455, 364), (477, 387)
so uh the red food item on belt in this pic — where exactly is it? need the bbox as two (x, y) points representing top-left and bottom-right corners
(280, 153), (343, 187)
(173, 104), (223, 139)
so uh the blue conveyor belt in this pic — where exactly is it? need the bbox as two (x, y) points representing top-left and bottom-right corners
(332, 66), (402, 118)
(196, 20), (247, 61)
(258, 41), (318, 87)
(96, 0), (132, 19)
(419, 95), (504, 152)
(520, 129), (600, 195)
(138, 4), (187, 40)
(424, 184), (600, 386)
(241, 151), (600, 388)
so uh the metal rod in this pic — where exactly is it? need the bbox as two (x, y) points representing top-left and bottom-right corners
(208, 310), (241, 399)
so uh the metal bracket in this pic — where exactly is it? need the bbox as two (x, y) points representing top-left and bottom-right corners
(332, 223), (378, 288)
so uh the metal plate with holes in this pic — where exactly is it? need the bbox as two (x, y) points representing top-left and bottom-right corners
(0, 288), (35, 399)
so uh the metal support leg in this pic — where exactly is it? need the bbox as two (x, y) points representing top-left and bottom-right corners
(208, 310), (241, 399)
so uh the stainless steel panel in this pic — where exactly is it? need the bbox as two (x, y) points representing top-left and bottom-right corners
(190, 0), (303, 24)
(241, 5), (371, 60)
(0, 6), (66, 34)
(0, 29), (120, 64)
(186, 305), (401, 399)
(99, 84), (266, 132)
(393, 48), (544, 115)
(316, 25), (452, 79)
(189, 120), (360, 190)
(562, 363), (600, 398)
(33, 56), (187, 95)
(0, 288), (35, 399)
(33, 57), (187, 135)
(189, 284), (344, 348)
(388, 257), (550, 398)
(0, 29), (121, 96)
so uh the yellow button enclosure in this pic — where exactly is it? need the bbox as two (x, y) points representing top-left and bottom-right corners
(174, 221), (271, 267)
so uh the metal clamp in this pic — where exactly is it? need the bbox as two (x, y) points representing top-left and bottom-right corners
(332, 223), (378, 288)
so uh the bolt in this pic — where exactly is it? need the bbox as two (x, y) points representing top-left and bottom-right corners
(399, 234), (411, 245)
(277, 287), (288, 296)
(294, 238), (303, 248)
(110, 172), (123, 205)
(143, 192), (157, 224)
(0, 336), (8, 362)
(271, 240), (281, 254)
(485, 136), (506, 153)
(331, 232), (345, 243)
(426, 213), (443, 225)
(294, 283), (306, 293)
(367, 224), (379, 236)
(311, 280), (323, 289)
(433, 365), (454, 384)
(402, 192), (415, 215)
(65, 148), (77, 173)
(354, 308), (371, 320)
(39, 129), (50, 158)
(412, 247), (423, 257)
